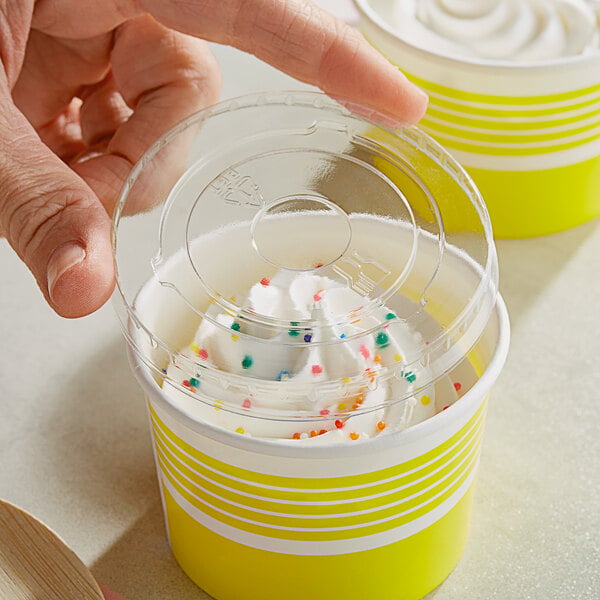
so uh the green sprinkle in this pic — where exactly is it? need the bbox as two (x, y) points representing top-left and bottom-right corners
(241, 355), (253, 369)
(288, 321), (300, 337)
(385, 312), (397, 320)
(189, 377), (200, 388)
(230, 322), (241, 331)
(376, 332), (390, 348)
(405, 371), (416, 383)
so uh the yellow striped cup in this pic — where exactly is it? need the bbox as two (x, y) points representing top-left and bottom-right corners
(114, 92), (510, 600)
(354, 0), (600, 238)
(128, 297), (508, 600)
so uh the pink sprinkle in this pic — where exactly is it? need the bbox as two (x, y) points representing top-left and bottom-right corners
(319, 409), (330, 416)
(359, 345), (370, 359)
(453, 382), (462, 392)
(242, 398), (252, 409)
(198, 348), (208, 360)
(311, 364), (323, 375)
(260, 277), (270, 287)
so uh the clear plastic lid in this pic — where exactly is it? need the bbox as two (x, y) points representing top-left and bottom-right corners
(112, 91), (498, 427)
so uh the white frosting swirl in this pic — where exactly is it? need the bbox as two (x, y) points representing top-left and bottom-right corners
(163, 270), (453, 444)
(390, 0), (600, 61)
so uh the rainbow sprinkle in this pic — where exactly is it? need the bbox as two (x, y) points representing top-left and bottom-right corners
(276, 370), (290, 381)
(375, 332), (390, 348)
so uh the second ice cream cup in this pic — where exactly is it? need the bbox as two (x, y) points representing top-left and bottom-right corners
(112, 92), (510, 600)
(354, 0), (600, 238)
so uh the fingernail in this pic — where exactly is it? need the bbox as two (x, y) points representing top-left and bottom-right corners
(47, 242), (86, 299)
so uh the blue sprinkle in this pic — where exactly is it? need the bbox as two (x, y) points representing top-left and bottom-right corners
(339, 333), (346, 339)
(304, 333), (312, 343)
(276, 370), (291, 381)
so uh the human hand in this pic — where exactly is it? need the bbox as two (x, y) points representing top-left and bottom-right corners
(0, 0), (427, 318)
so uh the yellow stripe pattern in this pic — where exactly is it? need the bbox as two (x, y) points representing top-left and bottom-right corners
(406, 73), (600, 156)
(149, 401), (485, 543)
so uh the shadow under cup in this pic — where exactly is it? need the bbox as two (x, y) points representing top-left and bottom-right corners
(355, 0), (600, 238)
(112, 92), (510, 600)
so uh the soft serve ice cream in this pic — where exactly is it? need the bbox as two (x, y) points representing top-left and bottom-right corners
(163, 269), (461, 444)
(389, 0), (600, 61)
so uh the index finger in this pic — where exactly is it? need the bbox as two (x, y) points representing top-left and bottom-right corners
(142, 0), (428, 124)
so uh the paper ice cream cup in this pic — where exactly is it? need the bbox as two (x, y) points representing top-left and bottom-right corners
(112, 92), (510, 600)
(354, 0), (600, 238)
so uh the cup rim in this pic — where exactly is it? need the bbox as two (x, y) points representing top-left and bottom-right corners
(130, 295), (510, 459)
(353, 0), (600, 72)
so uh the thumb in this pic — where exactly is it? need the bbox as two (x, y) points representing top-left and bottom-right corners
(0, 94), (114, 318)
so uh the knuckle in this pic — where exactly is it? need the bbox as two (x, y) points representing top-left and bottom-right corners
(3, 180), (84, 261)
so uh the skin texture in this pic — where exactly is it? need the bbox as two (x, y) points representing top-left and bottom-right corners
(0, 0), (427, 320)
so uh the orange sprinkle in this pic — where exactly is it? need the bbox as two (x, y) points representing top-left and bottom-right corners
(373, 354), (382, 363)
(352, 403), (360, 410)
(349, 432), (359, 441)
(355, 395), (364, 404)
(292, 432), (301, 440)
(319, 429), (327, 436)
(310, 430), (319, 438)
(377, 421), (386, 431)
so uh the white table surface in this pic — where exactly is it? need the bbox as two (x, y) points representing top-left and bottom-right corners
(1, 40), (599, 600)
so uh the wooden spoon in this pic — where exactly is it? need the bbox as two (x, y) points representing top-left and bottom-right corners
(0, 499), (105, 600)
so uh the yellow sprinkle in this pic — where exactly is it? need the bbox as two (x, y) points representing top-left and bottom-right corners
(394, 353), (403, 362)
(420, 395), (431, 406)
(229, 296), (237, 302)
(189, 342), (200, 353)
(349, 432), (359, 441)
(342, 377), (352, 384)
(214, 402), (223, 412)
(235, 427), (245, 434)
(351, 319), (361, 325)
(338, 403), (347, 411)
(231, 334), (239, 342)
